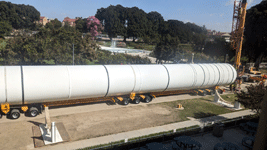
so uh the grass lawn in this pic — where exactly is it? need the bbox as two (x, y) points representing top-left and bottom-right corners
(179, 44), (194, 51)
(259, 69), (267, 74)
(150, 96), (234, 120)
(220, 94), (248, 109)
(220, 94), (238, 105)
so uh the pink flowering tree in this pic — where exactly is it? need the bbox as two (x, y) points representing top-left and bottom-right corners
(86, 16), (103, 39)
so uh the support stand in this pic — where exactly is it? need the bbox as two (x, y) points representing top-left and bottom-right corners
(214, 90), (220, 103)
(45, 106), (51, 131)
(39, 106), (63, 145)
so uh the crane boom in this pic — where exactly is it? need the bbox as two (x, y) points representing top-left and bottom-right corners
(230, 0), (248, 70)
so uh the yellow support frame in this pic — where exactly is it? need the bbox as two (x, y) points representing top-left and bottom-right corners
(130, 93), (136, 100)
(1, 103), (10, 114)
(139, 95), (145, 100)
(116, 97), (124, 101)
(21, 106), (28, 112)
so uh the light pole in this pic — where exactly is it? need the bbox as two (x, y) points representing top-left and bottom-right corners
(192, 53), (194, 64)
(72, 43), (74, 65)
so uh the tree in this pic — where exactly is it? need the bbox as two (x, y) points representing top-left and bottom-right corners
(203, 37), (230, 62)
(0, 1), (40, 30)
(243, 1), (267, 69)
(75, 18), (87, 33)
(45, 18), (62, 30)
(95, 5), (126, 40)
(236, 83), (266, 115)
(3, 26), (98, 65)
(154, 32), (180, 63)
(0, 21), (12, 38)
(146, 11), (164, 43)
(167, 20), (192, 43)
(127, 7), (148, 42)
(86, 16), (103, 38)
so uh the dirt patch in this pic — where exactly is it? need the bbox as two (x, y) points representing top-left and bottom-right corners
(51, 105), (176, 140)
(0, 98), (232, 150)
(0, 119), (43, 150)
(0, 103), (178, 150)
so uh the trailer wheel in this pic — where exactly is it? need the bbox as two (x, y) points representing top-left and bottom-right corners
(144, 96), (152, 103)
(29, 107), (39, 117)
(210, 90), (215, 95)
(202, 91), (207, 96)
(9, 109), (20, 119)
(133, 97), (141, 104)
(122, 98), (129, 105)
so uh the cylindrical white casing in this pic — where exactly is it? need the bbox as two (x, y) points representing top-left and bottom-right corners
(164, 64), (195, 91)
(68, 65), (108, 99)
(105, 65), (135, 96)
(198, 64), (211, 88)
(0, 67), (6, 103)
(218, 64), (231, 85)
(131, 65), (169, 93)
(6, 66), (23, 104)
(227, 64), (237, 84)
(189, 64), (205, 88)
(23, 66), (69, 103)
(214, 64), (224, 85)
(0, 63), (237, 105)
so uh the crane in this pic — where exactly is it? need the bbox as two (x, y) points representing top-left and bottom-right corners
(230, 0), (248, 71)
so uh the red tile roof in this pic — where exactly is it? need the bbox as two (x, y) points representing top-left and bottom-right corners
(63, 17), (77, 23)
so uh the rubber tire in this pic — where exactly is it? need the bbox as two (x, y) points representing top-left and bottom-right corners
(133, 97), (141, 104)
(210, 90), (215, 95)
(122, 98), (129, 105)
(191, 92), (198, 96)
(218, 90), (223, 94)
(29, 107), (39, 117)
(202, 91), (207, 96)
(144, 96), (152, 103)
(10, 109), (20, 119)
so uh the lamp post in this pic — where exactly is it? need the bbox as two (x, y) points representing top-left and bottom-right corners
(192, 53), (194, 64)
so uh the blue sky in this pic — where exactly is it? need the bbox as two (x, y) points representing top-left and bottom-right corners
(6, 0), (262, 32)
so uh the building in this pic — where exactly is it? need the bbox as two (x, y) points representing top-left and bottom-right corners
(206, 29), (231, 43)
(62, 17), (78, 26)
(221, 33), (231, 43)
(39, 16), (48, 26)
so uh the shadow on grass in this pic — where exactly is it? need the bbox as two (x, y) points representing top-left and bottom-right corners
(193, 112), (227, 123)
(198, 97), (213, 102)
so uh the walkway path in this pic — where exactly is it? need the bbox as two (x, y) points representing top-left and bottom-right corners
(35, 109), (256, 150)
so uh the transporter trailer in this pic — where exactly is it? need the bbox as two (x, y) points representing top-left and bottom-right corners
(0, 63), (235, 119)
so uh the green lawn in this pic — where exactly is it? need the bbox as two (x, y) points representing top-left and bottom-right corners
(220, 94), (238, 105)
(150, 96), (234, 120)
(259, 69), (267, 74)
